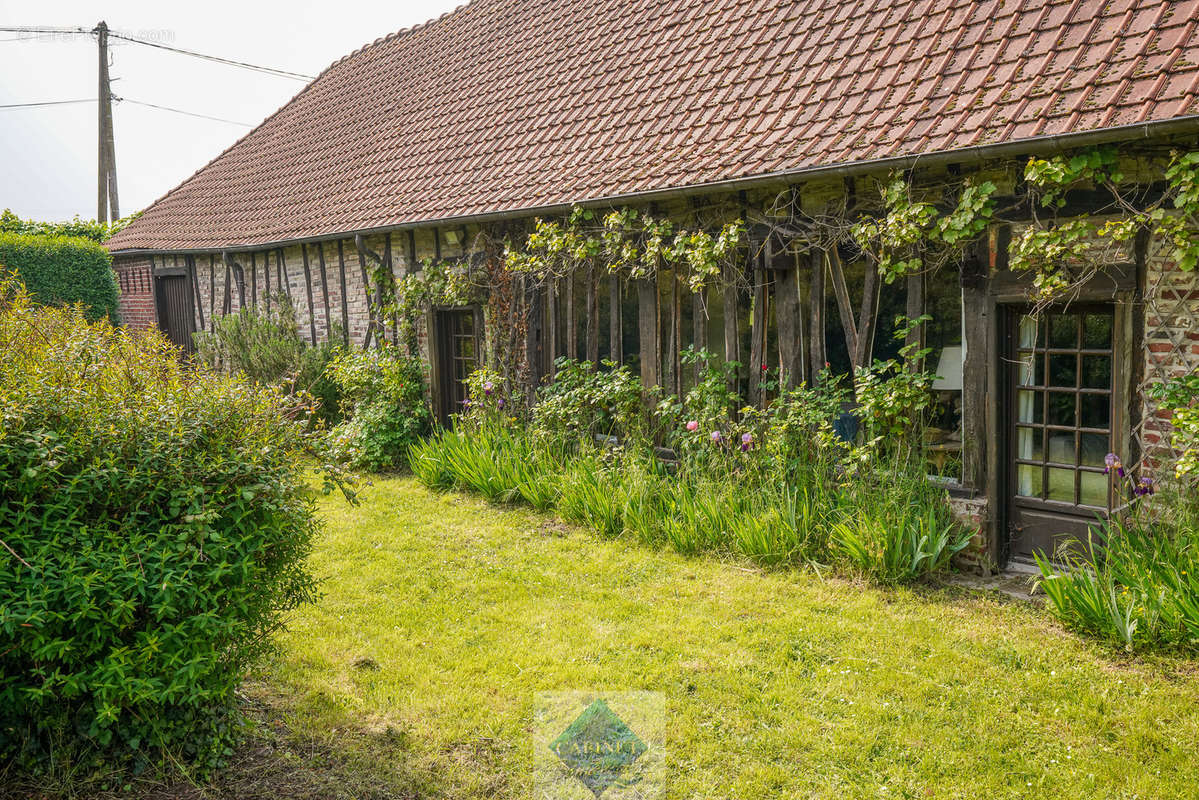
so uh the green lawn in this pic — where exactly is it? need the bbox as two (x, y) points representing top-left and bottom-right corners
(245, 475), (1198, 799)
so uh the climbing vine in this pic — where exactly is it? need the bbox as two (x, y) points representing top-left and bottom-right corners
(1009, 147), (1199, 305)
(851, 175), (998, 283)
(503, 205), (744, 292)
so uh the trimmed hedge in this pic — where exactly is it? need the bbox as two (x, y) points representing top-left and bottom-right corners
(0, 278), (345, 775)
(0, 231), (119, 321)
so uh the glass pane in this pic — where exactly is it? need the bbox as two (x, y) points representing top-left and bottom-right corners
(1018, 316), (1041, 348)
(1017, 390), (1042, 424)
(1017, 351), (1038, 386)
(1017, 464), (1043, 498)
(1080, 433), (1109, 466)
(1083, 314), (1112, 349)
(1049, 353), (1078, 387)
(1081, 355), (1111, 389)
(1081, 394), (1110, 429)
(458, 338), (475, 359)
(1048, 392), (1076, 426)
(1080, 471), (1108, 508)
(1017, 427), (1044, 460)
(1049, 315), (1078, 348)
(459, 313), (474, 334)
(1047, 430), (1076, 465)
(1047, 467), (1075, 503)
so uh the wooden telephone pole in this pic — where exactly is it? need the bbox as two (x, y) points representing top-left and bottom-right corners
(95, 21), (119, 223)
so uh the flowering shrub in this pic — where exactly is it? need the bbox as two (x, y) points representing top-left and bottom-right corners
(328, 346), (432, 470)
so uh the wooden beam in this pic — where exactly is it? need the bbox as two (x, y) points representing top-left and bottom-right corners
(384, 232), (398, 346)
(300, 243), (317, 345)
(691, 284), (707, 384)
(565, 272), (577, 361)
(609, 272), (622, 364)
(276, 248), (292, 305)
(337, 240), (349, 346)
(209, 254), (216, 330)
(905, 270), (925, 361)
(637, 276), (659, 388)
(263, 249), (272, 313)
(808, 249), (825, 381)
(827, 246), (857, 360)
(748, 247), (767, 405)
(723, 261), (739, 389)
(220, 252), (233, 315)
(775, 242), (802, 388)
(671, 267), (682, 396)
(547, 278), (558, 379)
(250, 252), (258, 309)
(585, 265), (599, 365)
(317, 242), (332, 342)
(186, 254), (205, 332)
(854, 260), (880, 370)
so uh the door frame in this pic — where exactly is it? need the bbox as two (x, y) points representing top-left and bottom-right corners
(428, 305), (484, 426)
(998, 302), (1132, 562)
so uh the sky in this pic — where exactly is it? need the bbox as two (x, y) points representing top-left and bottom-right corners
(0, 0), (462, 222)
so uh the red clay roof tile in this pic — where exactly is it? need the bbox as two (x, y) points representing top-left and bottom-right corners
(108, 0), (1199, 252)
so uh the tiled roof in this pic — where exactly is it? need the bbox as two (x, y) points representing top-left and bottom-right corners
(109, 0), (1199, 252)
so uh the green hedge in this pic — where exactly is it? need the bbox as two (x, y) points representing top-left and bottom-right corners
(0, 231), (119, 321)
(0, 278), (346, 775)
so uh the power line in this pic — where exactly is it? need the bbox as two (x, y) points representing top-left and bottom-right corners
(0, 25), (313, 81)
(0, 98), (94, 108)
(0, 95), (252, 126)
(107, 32), (314, 81)
(114, 96), (252, 126)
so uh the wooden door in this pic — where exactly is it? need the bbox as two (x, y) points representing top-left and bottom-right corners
(154, 273), (196, 353)
(1005, 306), (1118, 562)
(433, 308), (480, 425)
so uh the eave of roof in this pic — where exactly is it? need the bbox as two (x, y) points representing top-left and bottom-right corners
(109, 114), (1199, 256)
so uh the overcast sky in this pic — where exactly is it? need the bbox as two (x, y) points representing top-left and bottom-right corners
(0, 0), (461, 222)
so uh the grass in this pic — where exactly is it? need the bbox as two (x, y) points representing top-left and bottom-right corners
(247, 476), (1199, 799)
(26, 475), (1197, 799)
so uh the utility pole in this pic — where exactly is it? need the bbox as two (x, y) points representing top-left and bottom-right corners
(95, 20), (119, 223)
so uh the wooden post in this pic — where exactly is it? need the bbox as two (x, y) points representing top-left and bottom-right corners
(300, 244), (317, 345)
(221, 253), (232, 315)
(748, 247), (767, 406)
(250, 252), (258, 309)
(565, 272), (577, 361)
(337, 240), (350, 346)
(671, 267), (682, 396)
(691, 284), (707, 384)
(775, 243), (803, 389)
(317, 242), (332, 342)
(722, 261), (739, 390)
(186, 255), (205, 332)
(905, 270), (925, 362)
(277, 248), (292, 306)
(209, 254), (216, 330)
(609, 273), (622, 364)
(854, 260), (880, 369)
(586, 265), (599, 365)
(263, 249), (272, 313)
(547, 278), (558, 379)
(384, 233), (398, 346)
(637, 276), (659, 388)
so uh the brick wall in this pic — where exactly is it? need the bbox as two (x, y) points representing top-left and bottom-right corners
(113, 256), (156, 330)
(1138, 235), (1199, 474)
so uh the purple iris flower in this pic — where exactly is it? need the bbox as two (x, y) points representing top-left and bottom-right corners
(483, 381), (494, 396)
(740, 432), (753, 452)
(497, 398), (505, 409)
(710, 430), (723, 443)
(1104, 453), (1121, 474)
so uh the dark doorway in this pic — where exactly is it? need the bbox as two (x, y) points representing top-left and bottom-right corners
(432, 308), (480, 425)
(1005, 306), (1117, 562)
(154, 273), (196, 352)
